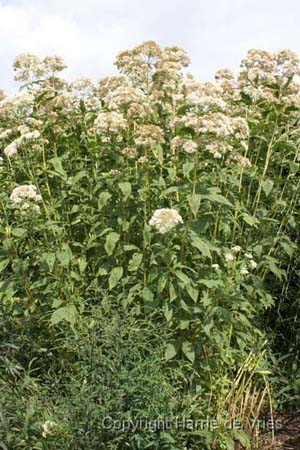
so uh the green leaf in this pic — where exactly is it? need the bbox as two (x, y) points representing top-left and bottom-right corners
(118, 182), (132, 201)
(42, 252), (56, 272)
(158, 274), (167, 293)
(233, 430), (251, 449)
(164, 342), (178, 360)
(279, 240), (296, 257)
(167, 167), (176, 181)
(187, 285), (198, 303)
(263, 256), (286, 280)
(190, 235), (211, 258)
(109, 267), (123, 290)
(151, 144), (164, 164)
(261, 179), (274, 197)
(182, 162), (194, 178)
(188, 193), (201, 218)
(175, 270), (191, 287)
(49, 157), (67, 178)
(78, 257), (87, 274)
(128, 252), (143, 271)
(199, 279), (224, 288)
(0, 259), (9, 272)
(142, 287), (154, 302)
(242, 213), (259, 227)
(169, 282), (177, 302)
(182, 340), (195, 363)
(50, 305), (77, 326)
(123, 244), (139, 252)
(98, 191), (111, 210)
(57, 244), (72, 267)
(163, 304), (173, 322)
(223, 434), (235, 450)
(104, 232), (120, 256)
(203, 189), (233, 207)
(11, 228), (27, 238)
(97, 267), (108, 276)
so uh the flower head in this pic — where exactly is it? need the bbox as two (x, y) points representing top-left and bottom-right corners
(224, 252), (235, 262)
(232, 245), (242, 253)
(4, 141), (19, 158)
(149, 208), (183, 234)
(249, 259), (257, 269)
(10, 184), (42, 214)
(135, 125), (164, 146)
(42, 420), (57, 438)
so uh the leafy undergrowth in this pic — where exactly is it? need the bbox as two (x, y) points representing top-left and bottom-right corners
(0, 42), (299, 449)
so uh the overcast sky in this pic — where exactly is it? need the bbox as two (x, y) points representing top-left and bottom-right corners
(1, 0), (300, 93)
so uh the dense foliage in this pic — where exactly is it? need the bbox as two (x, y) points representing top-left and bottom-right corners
(0, 42), (299, 449)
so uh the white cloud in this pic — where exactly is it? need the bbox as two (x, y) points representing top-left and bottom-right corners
(1, 0), (300, 93)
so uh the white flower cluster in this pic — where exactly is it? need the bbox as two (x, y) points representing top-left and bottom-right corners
(205, 142), (233, 159)
(170, 136), (197, 154)
(149, 208), (183, 234)
(121, 146), (138, 159)
(135, 125), (165, 146)
(2, 129), (41, 158)
(10, 184), (42, 214)
(13, 53), (66, 82)
(228, 154), (252, 169)
(42, 420), (57, 438)
(186, 81), (227, 112)
(199, 113), (235, 137)
(0, 129), (14, 140)
(239, 49), (300, 104)
(103, 84), (147, 118)
(94, 111), (127, 136)
(222, 246), (258, 274)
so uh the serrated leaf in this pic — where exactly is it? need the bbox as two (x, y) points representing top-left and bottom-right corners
(164, 343), (177, 360)
(57, 244), (72, 267)
(49, 157), (67, 178)
(142, 287), (154, 302)
(128, 252), (143, 271)
(261, 179), (274, 197)
(12, 228), (27, 238)
(169, 282), (177, 302)
(223, 434), (235, 450)
(118, 182), (132, 201)
(175, 270), (191, 287)
(203, 191), (233, 207)
(42, 252), (56, 272)
(167, 167), (176, 181)
(199, 279), (224, 288)
(104, 232), (120, 256)
(0, 259), (9, 272)
(163, 304), (173, 322)
(151, 144), (164, 164)
(279, 240), (296, 257)
(233, 430), (251, 449)
(182, 162), (194, 178)
(158, 274), (167, 293)
(78, 257), (87, 274)
(182, 340), (195, 363)
(108, 267), (123, 290)
(263, 256), (286, 280)
(50, 305), (77, 326)
(188, 193), (201, 218)
(190, 235), (211, 258)
(98, 191), (111, 210)
(186, 285), (198, 303)
(242, 213), (259, 227)
(97, 267), (108, 276)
